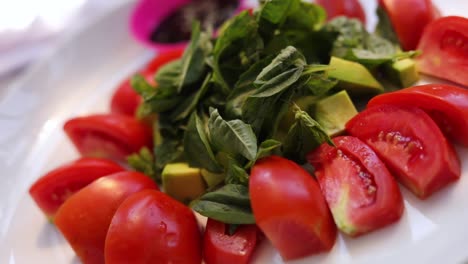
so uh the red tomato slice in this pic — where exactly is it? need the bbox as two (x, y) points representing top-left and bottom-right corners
(63, 114), (153, 163)
(250, 156), (336, 260)
(203, 219), (261, 264)
(307, 136), (404, 237)
(367, 84), (468, 147)
(110, 47), (185, 116)
(346, 104), (461, 199)
(379, 0), (439, 50)
(54, 171), (158, 264)
(317, 0), (366, 24)
(105, 189), (201, 264)
(416, 16), (468, 87)
(29, 157), (124, 221)
(110, 78), (143, 116)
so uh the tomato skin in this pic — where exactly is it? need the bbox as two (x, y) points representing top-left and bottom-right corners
(54, 171), (158, 264)
(367, 84), (468, 147)
(110, 47), (185, 116)
(63, 114), (153, 163)
(316, 0), (366, 24)
(307, 136), (404, 237)
(110, 79), (143, 116)
(416, 16), (468, 87)
(203, 219), (260, 264)
(346, 104), (461, 199)
(249, 156), (336, 260)
(379, 0), (439, 50)
(29, 157), (124, 221)
(104, 189), (201, 264)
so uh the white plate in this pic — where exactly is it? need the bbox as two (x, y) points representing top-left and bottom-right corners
(0, 1), (467, 263)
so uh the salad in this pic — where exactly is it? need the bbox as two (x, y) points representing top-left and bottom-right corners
(26, 0), (468, 263)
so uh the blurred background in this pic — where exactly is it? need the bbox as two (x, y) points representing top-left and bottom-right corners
(0, 0), (128, 89)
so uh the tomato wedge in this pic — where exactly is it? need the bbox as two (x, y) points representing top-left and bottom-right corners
(416, 16), (468, 87)
(29, 157), (124, 221)
(307, 136), (404, 237)
(105, 189), (201, 264)
(250, 156), (336, 260)
(367, 84), (468, 147)
(110, 47), (185, 116)
(378, 0), (439, 50)
(63, 113), (152, 162)
(317, 0), (366, 24)
(54, 171), (158, 264)
(346, 104), (461, 199)
(203, 219), (261, 264)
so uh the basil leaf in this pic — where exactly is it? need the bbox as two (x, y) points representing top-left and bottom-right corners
(225, 162), (250, 185)
(177, 22), (212, 93)
(255, 46), (306, 84)
(154, 138), (184, 170)
(127, 147), (158, 182)
(191, 200), (255, 224)
(208, 108), (258, 161)
(154, 60), (183, 96)
(258, 0), (300, 25)
(191, 184), (255, 224)
(184, 112), (222, 172)
(170, 73), (212, 121)
(375, 7), (400, 45)
(283, 105), (333, 163)
(245, 139), (282, 169)
(252, 66), (304, 98)
(212, 11), (263, 94)
(324, 17), (417, 67)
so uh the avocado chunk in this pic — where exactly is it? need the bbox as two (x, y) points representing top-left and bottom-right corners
(314, 90), (358, 136)
(328, 57), (384, 94)
(384, 58), (420, 88)
(162, 163), (206, 204)
(201, 169), (225, 188)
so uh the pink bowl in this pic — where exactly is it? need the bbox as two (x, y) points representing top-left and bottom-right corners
(129, 0), (257, 52)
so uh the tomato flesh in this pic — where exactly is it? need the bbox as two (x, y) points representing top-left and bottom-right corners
(29, 157), (124, 221)
(379, 0), (439, 50)
(307, 136), (404, 236)
(110, 47), (184, 116)
(250, 156), (336, 260)
(54, 171), (158, 264)
(105, 189), (201, 264)
(203, 219), (260, 264)
(417, 16), (468, 87)
(317, 0), (366, 24)
(63, 114), (153, 162)
(346, 104), (461, 199)
(367, 84), (468, 147)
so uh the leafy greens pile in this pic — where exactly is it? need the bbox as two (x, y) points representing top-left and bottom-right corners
(129, 0), (417, 225)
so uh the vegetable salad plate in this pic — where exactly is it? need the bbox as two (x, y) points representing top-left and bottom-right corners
(1, 0), (468, 263)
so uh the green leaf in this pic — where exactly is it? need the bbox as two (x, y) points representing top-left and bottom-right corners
(256, 139), (282, 160)
(211, 11), (263, 94)
(154, 138), (184, 170)
(251, 67), (304, 98)
(258, 0), (300, 25)
(324, 17), (418, 67)
(245, 139), (282, 169)
(184, 112), (223, 172)
(127, 147), (159, 182)
(283, 105), (333, 163)
(199, 184), (250, 206)
(131, 74), (156, 99)
(255, 46), (306, 84)
(154, 60), (183, 95)
(191, 200), (255, 224)
(190, 184), (255, 224)
(170, 73), (212, 121)
(225, 162), (250, 185)
(177, 22), (212, 93)
(283, 2), (326, 31)
(375, 7), (400, 45)
(208, 108), (258, 161)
